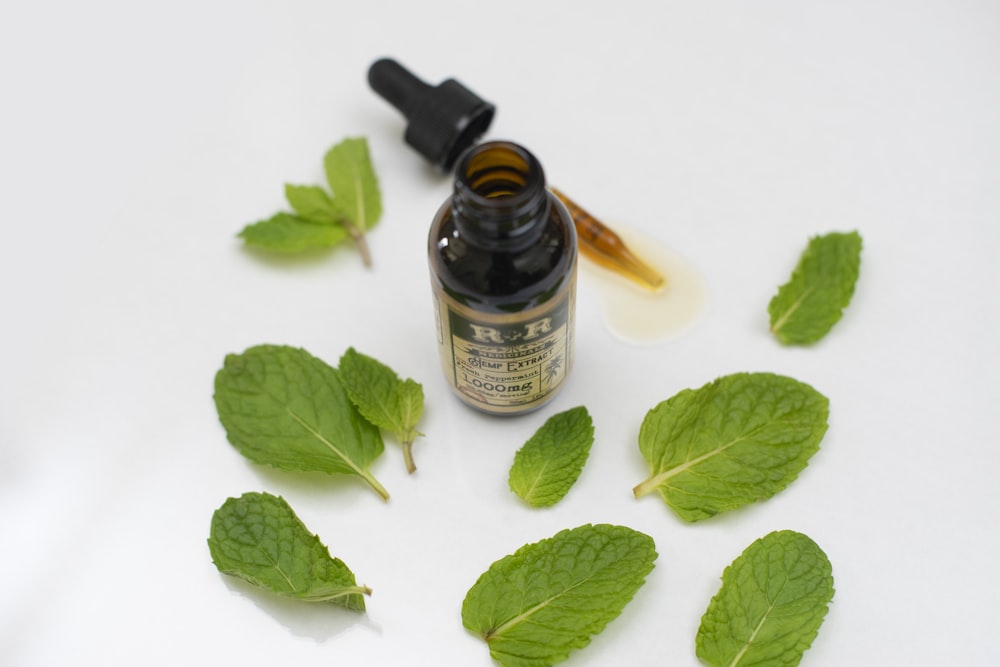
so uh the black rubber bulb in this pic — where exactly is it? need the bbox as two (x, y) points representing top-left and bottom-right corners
(367, 58), (496, 172)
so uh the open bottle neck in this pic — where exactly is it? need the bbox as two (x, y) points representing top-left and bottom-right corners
(451, 141), (551, 251)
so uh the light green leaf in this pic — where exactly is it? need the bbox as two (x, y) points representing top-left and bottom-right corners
(769, 231), (863, 345)
(213, 345), (390, 500)
(208, 492), (371, 610)
(324, 136), (382, 231)
(697, 530), (834, 667)
(508, 406), (594, 507)
(633, 373), (828, 521)
(338, 347), (425, 474)
(284, 183), (339, 223)
(397, 379), (424, 439)
(237, 212), (349, 252)
(462, 524), (656, 667)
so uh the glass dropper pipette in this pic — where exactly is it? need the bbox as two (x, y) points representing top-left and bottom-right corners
(551, 188), (665, 292)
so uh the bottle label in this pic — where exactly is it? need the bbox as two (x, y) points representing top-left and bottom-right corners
(433, 282), (575, 414)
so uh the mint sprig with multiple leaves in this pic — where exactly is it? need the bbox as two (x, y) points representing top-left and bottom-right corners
(769, 231), (862, 345)
(213, 344), (390, 500)
(208, 492), (371, 610)
(238, 137), (382, 266)
(697, 530), (834, 667)
(339, 347), (425, 474)
(633, 372), (829, 521)
(462, 524), (657, 667)
(508, 406), (594, 507)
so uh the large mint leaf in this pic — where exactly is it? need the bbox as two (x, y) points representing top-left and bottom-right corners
(697, 530), (834, 667)
(633, 373), (828, 521)
(462, 524), (656, 667)
(769, 231), (862, 345)
(208, 492), (370, 610)
(508, 406), (594, 507)
(213, 345), (389, 500)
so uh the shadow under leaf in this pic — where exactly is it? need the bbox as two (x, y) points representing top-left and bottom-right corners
(220, 575), (382, 643)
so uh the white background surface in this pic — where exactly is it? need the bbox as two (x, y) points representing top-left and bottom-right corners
(2, 1), (998, 665)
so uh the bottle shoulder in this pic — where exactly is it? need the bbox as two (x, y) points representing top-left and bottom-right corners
(429, 198), (577, 312)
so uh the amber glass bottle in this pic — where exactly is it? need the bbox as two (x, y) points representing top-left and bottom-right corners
(428, 141), (577, 415)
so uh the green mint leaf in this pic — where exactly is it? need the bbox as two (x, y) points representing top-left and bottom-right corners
(462, 524), (656, 667)
(208, 492), (371, 611)
(769, 231), (863, 345)
(237, 212), (349, 253)
(284, 183), (339, 223)
(236, 136), (381, 266)
(633, 373), (828, 521)
(696, 530), (834, 667)
(213, 345), (390, 501)
(396, 379), (424, 439)
(338, 347), (425, 474)
(324, 136), (382, 231)
(508, 406), (594, 507)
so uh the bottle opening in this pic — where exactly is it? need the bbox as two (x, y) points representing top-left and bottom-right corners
(453, 142), (549, 243)
(464, 144), (533, 199)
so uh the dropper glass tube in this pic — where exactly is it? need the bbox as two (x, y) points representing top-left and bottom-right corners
(551, 188), (665, 292)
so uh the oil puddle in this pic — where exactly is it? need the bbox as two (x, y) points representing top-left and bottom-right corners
(579, 225), (707, 345)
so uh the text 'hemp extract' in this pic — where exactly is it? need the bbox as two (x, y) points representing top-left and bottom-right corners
(429, 141), (577, 415)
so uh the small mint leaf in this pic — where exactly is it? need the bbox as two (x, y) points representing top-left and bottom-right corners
(697, 530), (835, 667)
(237, 212), (348, 252)
(284, 184), (339, 223)
(508, 406), (594, 507)
(208, 492), (371, 611)
(338, 347), (424, 474)
(769, 231), (863, 345)
(324, 137), (382, 231)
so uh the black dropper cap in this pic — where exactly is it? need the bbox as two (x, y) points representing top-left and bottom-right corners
(367, 58), (496, 172)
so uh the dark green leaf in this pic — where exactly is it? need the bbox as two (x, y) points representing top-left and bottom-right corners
(338, 347), (425, 474)
(508, 406), (594, 507)
(769, 231), (863, 345)
(697, 530), (835, 666)
(213, 345), (389, 500)
(633, 373), (828, 521)
(462, 524), (656, 667)
(208, 492), (370, 610)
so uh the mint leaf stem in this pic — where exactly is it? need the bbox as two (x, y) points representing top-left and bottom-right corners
(300, 584), (373, 602)
(361, 469), (390, 501)
(632, 475), (661, 499)
(341, 218), (372, 267)
(401, 435), (417, 475)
